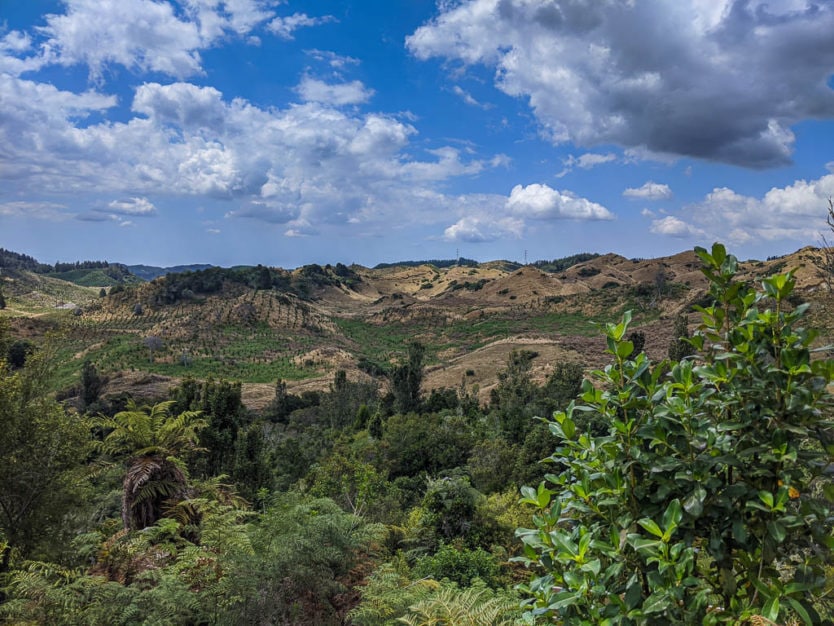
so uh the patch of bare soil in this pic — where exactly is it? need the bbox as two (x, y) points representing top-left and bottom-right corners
(101, 370), (179, 403)
(422, 336), (592, 403)
(292, 346), (355, 371)
(241, 382), (275, 412)
(6, 315), (60, 339)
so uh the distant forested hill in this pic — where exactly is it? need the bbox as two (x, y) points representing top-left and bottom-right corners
(128, 264), (214, 280)
(0, 248), (141, 286)
(0, 248), (51, 272)
(47, 265), (140, 287)
(373, 257), (479, 269)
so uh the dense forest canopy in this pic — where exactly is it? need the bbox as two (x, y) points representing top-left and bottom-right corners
(0, 248), (52, 273)
(0, 248), (122, 274)
(373, 258), (480, 269)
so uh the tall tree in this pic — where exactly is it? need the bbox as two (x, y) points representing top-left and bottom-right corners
(143, 335), (162, 362)
(94, 400), (206, 530)
(6, 340), (32, 370)
(0, 347), (90, 567)
(391, 341), (425, 414)
(80, 359), (104, 409)
(198, 378), (245, 476)
(320, 369), (379, 430)
(171, 378), (245, 477)
(231, 423), (272, 501)
(490, 349), (538, 443)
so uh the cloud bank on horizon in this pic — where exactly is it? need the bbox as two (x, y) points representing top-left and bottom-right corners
(1, 0), (833, 266)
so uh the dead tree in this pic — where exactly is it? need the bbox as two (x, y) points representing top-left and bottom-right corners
(819, 198), (834, 291)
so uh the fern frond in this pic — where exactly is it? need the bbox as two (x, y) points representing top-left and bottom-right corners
(398, 583), (524, 626)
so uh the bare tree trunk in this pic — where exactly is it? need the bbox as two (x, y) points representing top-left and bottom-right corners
(820, 198), (834, 291)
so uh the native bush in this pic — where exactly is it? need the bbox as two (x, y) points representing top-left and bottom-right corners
(413, 543), (503, 588)
(516, 243), (834, 624)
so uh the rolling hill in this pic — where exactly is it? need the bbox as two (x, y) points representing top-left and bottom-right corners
(1, 246), (831, 410)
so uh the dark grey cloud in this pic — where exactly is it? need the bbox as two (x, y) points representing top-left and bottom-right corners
(408, 0), (834, 168)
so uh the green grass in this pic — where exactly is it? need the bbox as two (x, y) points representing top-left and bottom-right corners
(335, 317), (427, 354)
(334, 308), (616, 366)
(46, 269), (115, 287)
(51, 315), (324, 389)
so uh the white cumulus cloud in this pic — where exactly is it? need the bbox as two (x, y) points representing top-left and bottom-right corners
(267, 13), (335, 39)
(624, 182), (673, 200)
(0, 66), (509, 240)
(556, 152), (617, 177)
(39, 0), (205, 80)
(133, 82), (226, 129)
(443, 215), (523, 243)
(297, 77), (374, 106)
(9, 0), (311, 81)
(650, 216), (702, 238)
(507, 184), (614, 221)
(646, 171), (834, 245)
(687, 174), (834, 243)
(107, 197), (157, 216)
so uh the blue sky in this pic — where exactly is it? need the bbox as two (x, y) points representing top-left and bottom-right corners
(1, 0), (834, 267)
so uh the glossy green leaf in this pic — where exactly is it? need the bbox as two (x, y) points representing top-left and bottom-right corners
(637, 518), (663, 538)
(661, 499), (682, 534)
(767, 520), (786, 544)
(762, 597), (780, 622)
(641, 592), (669, 614)
(683, 486), (706, 517)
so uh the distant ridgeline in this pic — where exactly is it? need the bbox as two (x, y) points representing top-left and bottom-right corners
(373, 257), (480, 269)
(373, 253), (601, 273)
(0, 246), (603, 292)
(531, 252), (601, 273)
(127, 264), (214, 281)
(0, 248), (52, 272)
(0, 247), (137, 286)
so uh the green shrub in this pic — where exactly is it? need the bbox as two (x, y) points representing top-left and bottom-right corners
(516, 244), (834, 624)
(414, 544), (502, 588)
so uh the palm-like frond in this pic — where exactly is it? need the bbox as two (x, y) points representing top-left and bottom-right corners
(94, 400), (206, 461)
(157, 409), (206, 453)
(348, 562), (439, 626)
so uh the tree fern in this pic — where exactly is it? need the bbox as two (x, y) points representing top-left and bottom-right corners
(92, 400), (207, 529)
(222, 493), (386, 625)
(348, 562), (439, 626)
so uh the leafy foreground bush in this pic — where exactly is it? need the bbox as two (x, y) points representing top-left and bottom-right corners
(517, 244), (834, 624)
